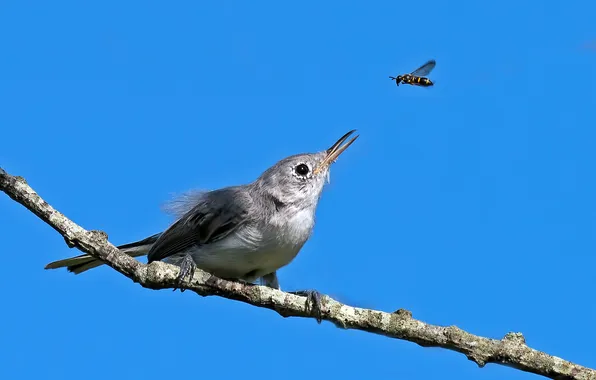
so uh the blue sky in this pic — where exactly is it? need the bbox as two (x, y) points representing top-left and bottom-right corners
(1, 1), (595, 379)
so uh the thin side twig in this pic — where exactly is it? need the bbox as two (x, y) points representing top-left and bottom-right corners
(1, 167), (594, 380)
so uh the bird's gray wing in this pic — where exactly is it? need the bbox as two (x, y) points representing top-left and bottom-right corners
(147, 188), (250, 263)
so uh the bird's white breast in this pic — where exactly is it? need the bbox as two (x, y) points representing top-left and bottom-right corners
(175, 206), (316, 281)
(258, 206), (315, 270)
(270, 206), (315, 247)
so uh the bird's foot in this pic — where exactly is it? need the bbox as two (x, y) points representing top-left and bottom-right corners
(289, 289), (325, 324)
(173, 254), (196, 292)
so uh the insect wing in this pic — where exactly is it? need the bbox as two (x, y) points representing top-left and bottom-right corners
(411, 60), (436, 77)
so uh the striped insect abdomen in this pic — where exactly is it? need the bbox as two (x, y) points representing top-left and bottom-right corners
(414, 76), (433, 86)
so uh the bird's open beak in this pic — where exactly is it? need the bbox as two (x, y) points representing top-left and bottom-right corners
(313, 130), (359, 175)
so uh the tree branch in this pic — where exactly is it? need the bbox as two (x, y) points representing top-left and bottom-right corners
(1, 166), (594, 380)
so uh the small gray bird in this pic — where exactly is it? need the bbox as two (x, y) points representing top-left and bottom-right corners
(45, 130), (358, 317)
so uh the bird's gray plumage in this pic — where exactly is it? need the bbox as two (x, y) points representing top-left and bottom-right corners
(45, 131), (358, 291)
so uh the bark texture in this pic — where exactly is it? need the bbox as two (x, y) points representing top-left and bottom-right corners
(1, 167), (594, 380)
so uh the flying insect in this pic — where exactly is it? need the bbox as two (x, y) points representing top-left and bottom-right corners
(389, 59), (436, 87)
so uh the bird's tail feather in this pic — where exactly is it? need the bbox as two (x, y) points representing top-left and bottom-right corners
(44, 233), (162, 275)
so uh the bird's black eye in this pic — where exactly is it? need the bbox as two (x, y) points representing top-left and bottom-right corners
(295, 163), (310, 176)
